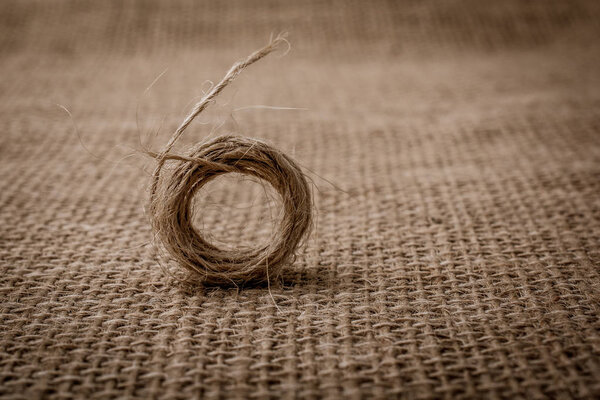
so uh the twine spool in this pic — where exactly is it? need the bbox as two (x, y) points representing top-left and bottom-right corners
(148, 34), (312, 286)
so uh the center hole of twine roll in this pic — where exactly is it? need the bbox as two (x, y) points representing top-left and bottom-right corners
(190, 173), (282, 251)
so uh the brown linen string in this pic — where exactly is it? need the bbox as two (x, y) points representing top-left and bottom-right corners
(148, 34), (313, 286)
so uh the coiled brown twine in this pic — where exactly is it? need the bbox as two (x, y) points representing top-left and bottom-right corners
(148, 34), (312, 286)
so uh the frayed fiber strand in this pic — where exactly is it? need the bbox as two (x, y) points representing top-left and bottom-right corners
(148, 34), (313, 286)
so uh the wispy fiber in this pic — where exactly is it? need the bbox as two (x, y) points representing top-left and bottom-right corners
(148, 34), (312, 286)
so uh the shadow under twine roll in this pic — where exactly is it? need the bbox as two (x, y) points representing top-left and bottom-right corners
(148, 34), (313, 286)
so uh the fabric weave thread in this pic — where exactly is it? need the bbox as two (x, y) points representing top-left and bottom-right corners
(0, 1), (599, 399)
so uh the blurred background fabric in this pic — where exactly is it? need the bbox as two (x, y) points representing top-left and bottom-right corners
(1, 1), (599, 398)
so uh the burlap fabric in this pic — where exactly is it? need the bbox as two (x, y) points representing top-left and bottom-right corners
(1, 1), (599, 399)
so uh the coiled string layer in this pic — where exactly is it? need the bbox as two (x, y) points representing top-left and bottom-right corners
(148, 34), (313, 286)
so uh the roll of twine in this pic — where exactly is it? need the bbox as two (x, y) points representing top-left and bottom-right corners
(148, 34), (312, 286)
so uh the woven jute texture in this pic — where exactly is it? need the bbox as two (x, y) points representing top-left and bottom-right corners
(1, 1), (600, 399)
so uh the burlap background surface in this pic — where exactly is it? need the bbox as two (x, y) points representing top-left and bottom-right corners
(1, 1), (599, 399)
